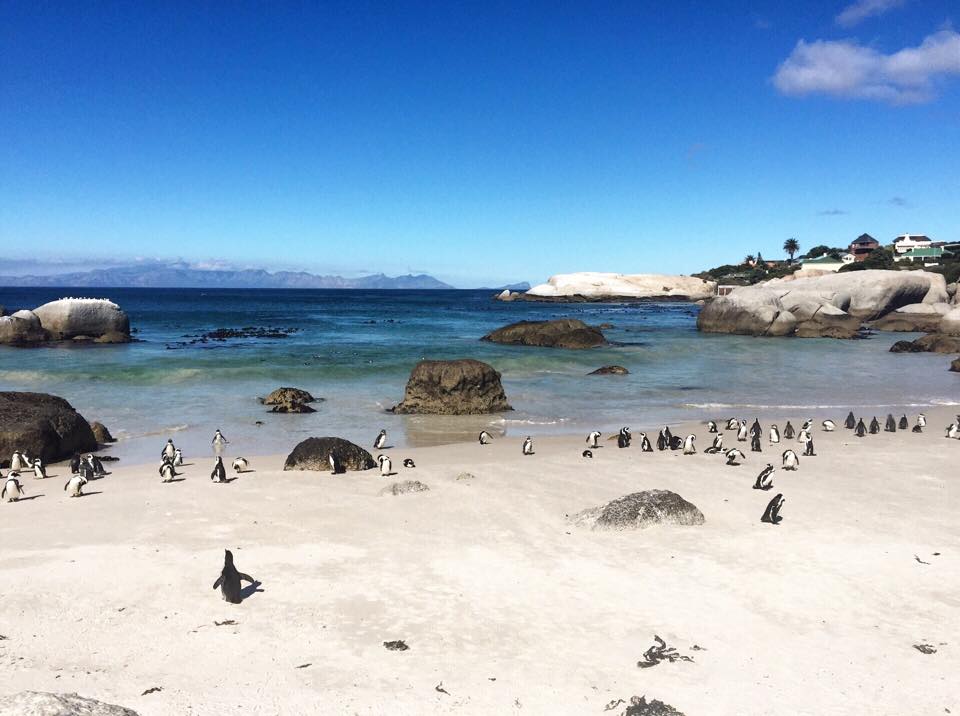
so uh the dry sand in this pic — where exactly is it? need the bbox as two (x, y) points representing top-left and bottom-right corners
(1, 407), (958, 715)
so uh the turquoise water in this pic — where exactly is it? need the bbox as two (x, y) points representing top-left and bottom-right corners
(0, 287), (956, 463)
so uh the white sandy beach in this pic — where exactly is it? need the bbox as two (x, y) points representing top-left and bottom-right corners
(1, 407), (958, 715)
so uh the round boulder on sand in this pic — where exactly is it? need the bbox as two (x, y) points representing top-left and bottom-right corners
(283, 437), (376, 472)
(0, 392), (97, 467)
(481, 319), (606, 349)
(0, 691), (139, 716)
(391, 359), (512, 415)
(570, 490), (705, 530)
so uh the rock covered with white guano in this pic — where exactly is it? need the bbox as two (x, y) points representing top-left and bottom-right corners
(32, 298), (130, 342)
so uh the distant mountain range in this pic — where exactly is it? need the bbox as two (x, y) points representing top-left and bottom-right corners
(0, 262), (456, 289)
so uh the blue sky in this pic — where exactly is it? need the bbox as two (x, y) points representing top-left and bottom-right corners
(1, 1), (958, 287)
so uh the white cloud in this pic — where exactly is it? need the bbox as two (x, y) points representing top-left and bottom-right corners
(773, 30), (960, 104)
(836, 0), (907, 28)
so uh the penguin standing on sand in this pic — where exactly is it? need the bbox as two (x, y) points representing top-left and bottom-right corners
(898, 415), (908, 430)
(669, 435), (683, 450)
(797, 429), (811, 445)
(737, 421), (749, 442)
(32, 459), (47, 479)
(822, 420), (836, 432)
(682, 435), (697, 454)
(801, 419), (814, 432)
(656, 430), (668, 451)
(761, 494), (785, 525)
(782, 449), (799, 470)
(10, 452), (25, 472)
(618, 427), (631, 449)
(211, 457), (227, 483)
(705, 434), (723, 454)
(377, 454), (393, 476)
(769, 425), (780, 444)
(232, 457), (249, 473)
(522, 437), (534, 455)
(845, 411), (856, 429)
(587, 431), (601, 449)
(328, 453), (342, 474)
(212, 549), (256, 604)
(87, 454), (106, 477)
(945, 423), (959, 440)
(753, 464), (775, 490)
(174, 448), (184, 466)
(707, 421), (718, 434)
(663, 426), (674, 444)
(70, 453), (82, 474)
(162, 440), (176, 462)
(725, 448), (745, 466)
(869, 417), (880, 434)
(855, 418), (866, 437)
(638, 432), (653, 452)
(64, 474), (88, 497)
(783, 421), (795, 440)
(160, 460), (177, 483)
(750, 433), (762, 453)
(917, 413), (927, 428)
(803, 436), (816, 456)
(750, 419), (762, 439)
(478, 431), (492, 445)
(885, 414), (897, 432)
(373, 430), (387, 450)
(3, 474), (25, 502)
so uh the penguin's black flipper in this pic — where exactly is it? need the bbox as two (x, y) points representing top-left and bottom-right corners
(213, 575), (223, 590)
(238, 572), (255, 583)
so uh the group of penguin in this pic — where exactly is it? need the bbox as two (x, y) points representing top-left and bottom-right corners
(158, 432), (250, 485)
(366, 429), (416, 477)
(0, 449), (109, 502)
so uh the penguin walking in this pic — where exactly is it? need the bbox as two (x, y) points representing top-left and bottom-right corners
(522, 437), (534, 456)
(844, 411), (856, 429)
(769, 425), (780, 444)
(162, 440), (176, 462)
(884, 414), (896, 433)
(822, 420), (836, 432)
(212, 549), (256, 604)
(753, 464), (775, 491)
(478, 431), (492, 445)
(373, 430), (387, 450)
(3, 474), (25, 502)
(855, 418), (866, 437)
(582, 450), (593, 459)
(682, 435), (697, 455)
(377, 454), (393, 476)
(707, 421), (718, 434)
(638, 432), (653, 452)
(760, 494), (785, 525)
(803, 437), (815, 457)
(160, 460), (177, 483)
(725, 448), (745, 466)
(617, 427), (631, 449)
(705, 434), (723, 454)
(898, 414), (908, 430)
(869, 417), (880, 434)
(782, 449), (799, 471)
(750, 434), (762, 453)
(212, 430), (228, 446)
(64, 474), (88, 497)
(174, 448), (184, 466)
(783, 421), (795, 440)
(586, 431), (601, 449)
(402, 458), (416, 468)
(32, 459), (47, 479)
(232, 457), (249, 473)
(737, 420), (748, 442)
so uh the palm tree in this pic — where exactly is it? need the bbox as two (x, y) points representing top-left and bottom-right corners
(783, 238), (800, 262)
(743, 254), (756, 266)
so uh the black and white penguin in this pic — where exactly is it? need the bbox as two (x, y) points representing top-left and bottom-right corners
(796, 429), (810, 445)
(232, 457), (249, 473)
(377, 454), (393, 476)
(328, 453), (342, 474)
(750, 419), (762, 439)
(78, 460), (94, 481)
(750, 434), (762, 453)
(783, 421), (795, 440)
(801, 419), (814, 433)
(707, 421), (718, 434)
(725, 448), (745, 466)
(705, 434), (723, 454)
(374, 430), (387, 450)
(682, 435), (697, 454)
(174, 448), (184, 466)
(522, 437), (534, 455)
(822, 420), (836, 432)
(855, 418), (866, 437)
(618, 427), (631, 449)
(211, 456), (227, 483)
(88, 454), (106, 476)
(10, 451), (26, 472)
(869, 417), (880, 434)
(32, 459), (47, 479)
(898, 415), (908, 430)
(884, 414), (896, 433)
(64, 474), (87, 497)
(760, 494), (785, 525)
(945, 423), (959, 440)
(769, 425), (780, 444)
(663, 426), (673, 444)
(737, 420), (749, 442)
(782, 449), (799, 470)
(582, 449), (593, 459)
(478, 431), (492, 445)
(725, 418), (739, 431)
(753, 464), (775, 491)
(670, 435), (684, 450)
(656, 430), (668, 451)
(70, 453), (82, 474)
(586, 431), (601, 449)
(917, 413), (927, 428)
(160, 461), (177, 483)
(3, 474), (25, 502)
(162, 440), (176, 461)
(845, 411), (856, 429)
(212, 549), (256, 604)
(638, 432), (653, 452)
(212, 430), (228, 446)
(803, 437), (815, 456)
(402, 458), (416, 468)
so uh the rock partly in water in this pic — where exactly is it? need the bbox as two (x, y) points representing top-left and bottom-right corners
(0, 691), (139, 716)
(508, 272), (716, 302)
(33, 298), (130, 342)
(482, 319), (606, 349)
(951, 358), (960, 372)
(283, 437), (376, 472)
(0, 310), (49, 345)
(391, 359), (512, 415)
(90, 421), (115, 444)
(870, 302), (955, 332)
(261, 387), (319, 413)
(941, 306), (960, 336)
(571, 490), (705, 530)
(379, 480), (430, 496)
(890, 334), (960, 354)
(0, 392), (98, 468)
(588, 365), (630, 375)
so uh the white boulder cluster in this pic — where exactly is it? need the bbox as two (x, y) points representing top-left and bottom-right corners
(497, 272), (717, 302)
(0, 297), (130, 345)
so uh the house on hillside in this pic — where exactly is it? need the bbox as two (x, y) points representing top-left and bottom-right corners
(892, 234), (932, 254)
(848, 234), (880, 261)
(892, 246), (951, 265)
(796, 254), (845, 275)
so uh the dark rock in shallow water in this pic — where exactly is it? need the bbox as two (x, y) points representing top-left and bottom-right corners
(481, 319), (606, 349)
(90, 421), (115, 444)
(0, 691), (139, 715)
(890, 340), (925, 353)
(0, 392), (97, 468)
(890, 333), (960, 354)
(391, 359), (512, 415)
(283, 437), (376, 472)
(951, 358), (960, 372)
(589, 365), (629, 376)
(262, 387), (319, 413)
(379, 480), (430, 496)
(571, 490), (704, 530)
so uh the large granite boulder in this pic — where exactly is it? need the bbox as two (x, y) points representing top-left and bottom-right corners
(482, 319), (606, 349)
(870, 302), (955, 332)
(90, 421), (115, 444)
(0, 392), (98, 467)
(0, 691), (139, 716)
(941, 306), (960, 336)
(571, 490), (705, 530)
(0, 310), (49, 345)
(697, 288), (799, 337)
(390, 359), (512, 415)
(33, 298), (130, 341)
(261, 387), (318, 413)
(283, 437), (376, 472)
(507, 272), (716, 302)
(890, 334), (960, 354)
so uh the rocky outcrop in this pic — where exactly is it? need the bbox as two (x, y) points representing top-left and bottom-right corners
(698, 270), (947, 338)
(0, 392), (98, 467)
(890, 334), (960, 354)
(90, 421), (115, 444)
(941, 306), (960, 336)
(482, 319), (606, 349)
(951, 358), (960, 372)
(283, 437), (376, 472)
(0, 310), (49, 345)
(0, 691), (139, 716)
(502, 272), (716, 302)
(588, 365), (629, 375)
(261, 387), (319, 413)
(869, 302), (954, 332)
(571, 490), (705, 530)
(379, 480), (430, 496)
(391, 359), (512, 415)
(33, 298), (130, 341)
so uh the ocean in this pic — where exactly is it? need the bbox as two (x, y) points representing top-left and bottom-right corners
(1, 287), (956, 463)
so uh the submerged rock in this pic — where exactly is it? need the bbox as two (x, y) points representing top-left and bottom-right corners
(890, 334), (960, 354)
(588, 365), (630, 375)
(90, 421), (115, 444)
(379, 480), (430, 496)
(482, 319), (606, 349)
(391, 359), (512, 415)
(0, 691), (139, 715)
(283, 437), (376, 472)
(571, 490), (704, 530)
(0, 392), (98, 467)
